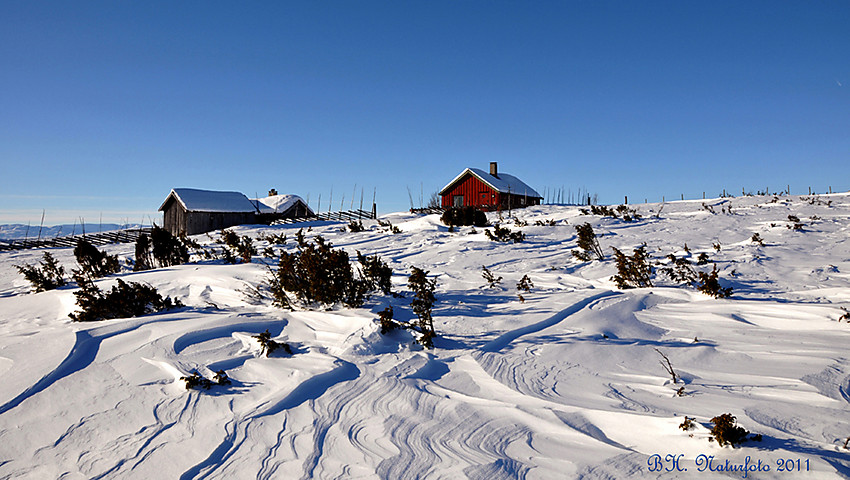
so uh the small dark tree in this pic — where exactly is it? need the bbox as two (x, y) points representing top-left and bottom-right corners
(16, 252), (67, 292)
(482, 266), (502, 288)
(377, 306), (399, 334)
(134, 234), (154, 271)
(517, 274), (534, 292)
(485, 224), (525, 243)
(269, 235), (371, 308)
(659, 254), (696, 284)
(611, 245), (653, 289)
(151, 225), (190, 267)
(74, 239), (120, 279)
(180, 371), (213, 390)
(751, 233), (765, 246)
(697, 265), (733, 298)
(253, 329), (292, 357)
(708, 414), (750, 446)
(409, 267), (437, 348)
(573, 223), (603, 261)
(213, 370), (231, 386)
(358, 251), (393, 295)
(218, 229), (256, 263)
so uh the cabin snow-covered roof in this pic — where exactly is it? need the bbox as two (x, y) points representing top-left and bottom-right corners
(439, 168), (542, 198)
(251, 194), (314, 215)
(159, 188), (258, 213)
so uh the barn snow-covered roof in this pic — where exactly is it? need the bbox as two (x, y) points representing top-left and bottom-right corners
(159, 188), (258, 213)
(439, 168), (542, 198)
(251, 194), (314, 215)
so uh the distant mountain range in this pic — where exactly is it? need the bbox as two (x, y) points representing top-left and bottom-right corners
(0, 223), (149, 241)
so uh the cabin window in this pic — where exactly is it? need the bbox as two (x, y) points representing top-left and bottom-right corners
(453, 195), (464, 207)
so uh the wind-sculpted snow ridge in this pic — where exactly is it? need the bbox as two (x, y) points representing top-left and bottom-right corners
(1, 194), (850, 478)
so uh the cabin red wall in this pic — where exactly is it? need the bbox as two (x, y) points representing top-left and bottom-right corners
(441, 174), (499, 210)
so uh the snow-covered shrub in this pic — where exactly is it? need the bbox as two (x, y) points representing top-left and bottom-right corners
(615, 204), (641, 222)
(151, 226), (190, 267)
(134, 234), (153, 271)
(611, 245), (653, 289)
(517, 274), (534, 292)
(751, 233), (764, 246)
(253, 329), (291, 357)
(481, 266), (502, 288)
(679, 416), (695, 431)
(134, 226), (190, 271)
(68, 277), (182, 322)
(347, 220), (365, 232)
(534, 218), (557, 226)
(659, 254), (696, 284)
(74, 239), (120, 279)
(15, 252), (67, 292)
(269, 234), (371, 308)
(572, 223), (603, 261)
(377, 219), (401, 234)
(580, 204), (616, 217)
(180, 371), (212, 390)
(485, 224), (525, 243)
(409, 267), (437, 348)
(696, 266), (732, 298)
(357, 251), (393, 295)
(708, 413), (750, 446)
(218, 229), (256, 263)
(441, 206), (488, 227)
(696, 252), (711, 265)
(377, 306), (399, 334)
(180, 369), (231, 390)
(257, 232), (287, 245)
(213, 370), (231, 386)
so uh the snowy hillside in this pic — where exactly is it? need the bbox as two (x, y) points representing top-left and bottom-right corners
(1, 194), (849, 479)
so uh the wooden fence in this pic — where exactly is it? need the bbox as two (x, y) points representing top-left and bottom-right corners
(0, 228), (153, 252)
(271, 208), (377, 225)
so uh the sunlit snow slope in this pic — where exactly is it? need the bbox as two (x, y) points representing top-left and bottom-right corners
(1, 193), (849, 479)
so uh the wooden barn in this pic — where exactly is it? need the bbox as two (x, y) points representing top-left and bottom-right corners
(439, 162), (542, 211)
(159, 188), (259, 236)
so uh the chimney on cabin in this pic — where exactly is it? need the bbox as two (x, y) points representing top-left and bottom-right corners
(490, 162), (498, 178)
(268, 188), (278, 196)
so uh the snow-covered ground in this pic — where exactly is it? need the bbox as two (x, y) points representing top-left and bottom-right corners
(1, 194), (849, 479)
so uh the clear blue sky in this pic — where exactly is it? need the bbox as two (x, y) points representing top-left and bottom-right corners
(2, 1), (848, 225)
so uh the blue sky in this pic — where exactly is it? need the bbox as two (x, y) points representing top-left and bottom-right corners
(1, 1), (848, 225)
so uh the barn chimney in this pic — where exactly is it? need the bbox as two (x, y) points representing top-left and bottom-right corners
(268, 188), (278, 196)
(489, 162), (498, 177)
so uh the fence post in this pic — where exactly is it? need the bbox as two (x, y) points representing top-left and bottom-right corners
(625, 196), (628, 205)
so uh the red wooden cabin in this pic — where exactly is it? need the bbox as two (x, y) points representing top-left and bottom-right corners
(439, 162), (542, 211)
